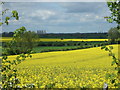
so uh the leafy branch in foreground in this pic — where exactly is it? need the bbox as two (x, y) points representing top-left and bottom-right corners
(104, 0), (120, 29)
(0, 10), (19, 26)
(1, 28), (35, 88)
(2, 53), (32, 88)
(1, 2), (35, 89)
(0, 2), (19, 26)
(103, 0), (120, 88)
(101, 45), (120, 88)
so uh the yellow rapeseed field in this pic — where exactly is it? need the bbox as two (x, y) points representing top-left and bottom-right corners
(0, 37), (108, 42)
(38, 38), (108, 42)
(0, 37), (12, 42)
(6, 44), (119, 88)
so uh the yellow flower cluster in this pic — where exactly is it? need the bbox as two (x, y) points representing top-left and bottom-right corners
(7, 44), (119, 88)
(1, 37), (108, 42)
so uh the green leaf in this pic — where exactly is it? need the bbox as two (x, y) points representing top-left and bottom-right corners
(13, 60), (16, 63)
(13, 69), (17, 72)
(111, 79), (115, 84)
(5, 20), (9, 25)
(101, 46), (106, 49)
(112, 56), (117, 61)
(5, 17), (10, 20)
(109, 53), (112, 56)
(111, 60), (116, 66)
(109, 53), (115, 56)
(27, 54), (32, 58)
(16, 16), (19, 20)
(16, 56), (20, 60)
(105, 73), (110, 79)
(107, 18), (113, 23)
(12, 10), (19, 20)
(104, 16), (109, 19)
(20, 53), (25, 57)
(107, 2), (112, 7)
(109, 46), (113, 50)
(0, 22), (3, 26)
(105, 47), (109, 51)
(115, 67), (120, 71)
(29, 55), (32, 58)
(2, 56), (8, 60)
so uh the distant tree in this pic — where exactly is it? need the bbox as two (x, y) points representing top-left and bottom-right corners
(108, 27), (120, 42)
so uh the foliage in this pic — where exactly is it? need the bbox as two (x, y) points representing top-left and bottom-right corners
(2, 40), (111, 55)
(1, 2), (34, 89)
(1, 32), (108, 39)
(1, 27), (35, 88)
(2, 53), (32, 88)
(3, 27), (39, 55)
(33, 42), (110, 53)
(38, 33), (108, 39)
(108, 27), (120, 42)
(0, 2), (19, 25)
(13, 30), (39, 50)
(104, 0), (120, 88)
(104, 0), (120, 29)
(37, 41), (109, 46)
(0, 10), (19, 26)
(101, 45), (120, 88)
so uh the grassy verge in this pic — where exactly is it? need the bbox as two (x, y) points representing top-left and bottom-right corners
(33, 45), (96, 53)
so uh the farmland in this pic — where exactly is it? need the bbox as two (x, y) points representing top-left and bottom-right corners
(0, 37), (108, 42)
(1, 37), (111, 55)
(1, 1), (120, 89)
(6, 44), (119, 88)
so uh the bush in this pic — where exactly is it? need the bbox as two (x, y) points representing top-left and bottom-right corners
(3, 27), (39, 55)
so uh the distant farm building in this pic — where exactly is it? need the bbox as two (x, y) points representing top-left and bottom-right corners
(37, 30), (46, 34)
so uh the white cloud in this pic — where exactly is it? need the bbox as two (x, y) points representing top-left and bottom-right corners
(95, 15), (102, 19)
(8, 19), (18, 23)
(78, 13), (103, 23)
(8, 17), (22, 23)
(31, 10), (55, 20)
(2, 2), (116, 33)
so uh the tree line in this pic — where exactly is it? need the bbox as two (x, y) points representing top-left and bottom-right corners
(1, 32), (108, 39)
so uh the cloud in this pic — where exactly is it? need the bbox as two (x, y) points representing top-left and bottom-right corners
(2, 2), (116, 33)
(60, 2), (109, 14)
(30, 10), (56, 20)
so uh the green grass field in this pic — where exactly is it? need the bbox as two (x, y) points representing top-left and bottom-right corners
(33, 46), (85, 53)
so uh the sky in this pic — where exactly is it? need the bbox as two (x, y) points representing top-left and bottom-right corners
(1, 2), (117, 33)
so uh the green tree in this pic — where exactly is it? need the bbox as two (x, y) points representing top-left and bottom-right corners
(3, 27), (39, 55)
(17, 30), (39, 50)
(108, 27), (120, 42)
(12, 27), (38, 54)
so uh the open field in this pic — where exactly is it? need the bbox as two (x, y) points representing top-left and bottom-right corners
(0, 37), (108, 42)
(6, 44), (119, 88)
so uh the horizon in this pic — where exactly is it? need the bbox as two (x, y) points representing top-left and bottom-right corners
(1, 31), (108, 34)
